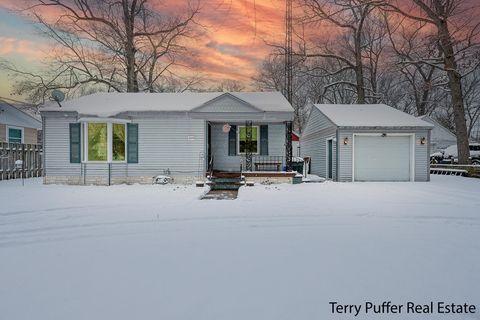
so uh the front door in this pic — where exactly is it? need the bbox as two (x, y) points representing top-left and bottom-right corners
(327, 139), (333, 179)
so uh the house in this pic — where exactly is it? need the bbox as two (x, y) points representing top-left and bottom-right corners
(417, 115), (457, 153)
(40, 92), (294, 185)
(0, 102), (42, 144)
(301, 104), (434, 182)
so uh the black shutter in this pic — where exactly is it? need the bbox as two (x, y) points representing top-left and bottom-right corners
(260, 125), (268, 155)
(228, 125), (237, 156)
(127, 123), (138, 163)
(69, 123), (81, 163)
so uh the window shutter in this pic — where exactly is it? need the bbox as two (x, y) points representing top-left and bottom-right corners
(260, 125), (268, 155)
(69, 123), (81, 163)
(127, 123), (138, 163)
(228, 125), (237, 156)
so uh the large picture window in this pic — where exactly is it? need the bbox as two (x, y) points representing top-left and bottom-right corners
(88, 123), (108, 161)
(238, 126), (259, 154)
(84, 122), (127, 162)
(112, 123), (126, 161)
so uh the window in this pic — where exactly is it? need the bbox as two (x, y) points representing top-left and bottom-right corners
(8, 127), (23, 144)
(88, 123), (108, 161)
(84, 122), (126, 162)
(112, 123), (126, 161)
(238, 126), (259, 154)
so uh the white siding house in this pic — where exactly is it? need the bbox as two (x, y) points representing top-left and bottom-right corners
(301, 104), (434, 182)
(418, 115), (457, 153)
(40, 92), (294, 185)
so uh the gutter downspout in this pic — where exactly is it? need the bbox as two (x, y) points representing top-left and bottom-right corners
(336, 128), (340, 182)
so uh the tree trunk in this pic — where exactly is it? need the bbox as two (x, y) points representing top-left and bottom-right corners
(438, 20), (470, 164)
(354, 30), (366, 103)
(124, 0), (138, 93)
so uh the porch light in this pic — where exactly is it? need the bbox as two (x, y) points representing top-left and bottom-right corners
(420, 137), (427, 145)
(343, 137), (349, 145)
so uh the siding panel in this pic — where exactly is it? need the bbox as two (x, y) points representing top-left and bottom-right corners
(44, 116), (82, 176)
(44, 116), (206, 180)
(300, 107), (337, 178)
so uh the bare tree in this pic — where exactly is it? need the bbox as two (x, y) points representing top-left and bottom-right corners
(1, 0), (200, 104)
(298, 0), (386, 103)
(382, 0), (480, 163)
(384, 16), (448, 116)
(254, 54), (311, 132)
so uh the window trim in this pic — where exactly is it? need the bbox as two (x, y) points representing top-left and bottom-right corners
(237, 125), (260, 155)
(82, 122), (127, 163)
(6, 126), (24, 144)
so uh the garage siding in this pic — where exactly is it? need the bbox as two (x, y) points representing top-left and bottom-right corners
(300, 107), (337, 179)
(415, 130), (430, 182)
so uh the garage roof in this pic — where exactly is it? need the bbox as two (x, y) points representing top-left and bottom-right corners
(315, 104), (434, 128)
(41, 92), (293, 117)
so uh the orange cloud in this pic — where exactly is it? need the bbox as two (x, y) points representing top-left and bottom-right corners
(0, 36), (50, 60)
(0, 0), (287, 86)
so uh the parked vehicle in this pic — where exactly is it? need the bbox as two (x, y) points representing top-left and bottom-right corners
(430, 143), (480, 165)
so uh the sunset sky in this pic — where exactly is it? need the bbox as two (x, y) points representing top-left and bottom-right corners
(0, 0), (287, 99)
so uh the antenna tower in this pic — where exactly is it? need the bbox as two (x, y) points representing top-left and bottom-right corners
(284, 0), (293, 104)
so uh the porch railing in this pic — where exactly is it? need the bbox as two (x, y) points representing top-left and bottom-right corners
(242, 156), (284, 172)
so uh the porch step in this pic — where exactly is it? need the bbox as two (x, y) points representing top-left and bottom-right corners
(208, 177), (243, 191)
(211, 171), (242, 179)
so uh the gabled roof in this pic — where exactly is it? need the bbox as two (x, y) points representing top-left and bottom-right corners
(418, 115), (456, 139)
(314, 104), (434, 128)
(0, 103), (42, 129)
(41, 92), (293, 117)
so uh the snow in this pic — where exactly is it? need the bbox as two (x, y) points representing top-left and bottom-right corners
(41, 91), (293, 117)
(315, 104), (434, 128)
(1, 176), (479, 320)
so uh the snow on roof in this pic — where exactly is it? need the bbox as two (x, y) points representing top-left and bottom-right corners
(41, 92), (293, 117)
(314, 104), (434, 128)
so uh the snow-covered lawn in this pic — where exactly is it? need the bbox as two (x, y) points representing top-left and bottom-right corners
(1, 176), (479, 320)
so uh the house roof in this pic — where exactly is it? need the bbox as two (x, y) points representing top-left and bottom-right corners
(417, 115), (456, 139)
(314, 104), (434, 128)
(41, 92), (293, 117)
(0, 103), (42, 129)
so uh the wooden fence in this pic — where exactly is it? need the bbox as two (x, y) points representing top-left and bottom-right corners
(0, 142), (43, 181)
(430, 163), (480, 178)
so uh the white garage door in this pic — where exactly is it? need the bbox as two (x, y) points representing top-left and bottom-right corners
(354, 135), (412, 181)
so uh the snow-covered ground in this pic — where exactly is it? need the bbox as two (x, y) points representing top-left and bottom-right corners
(1, 176), (479, 320)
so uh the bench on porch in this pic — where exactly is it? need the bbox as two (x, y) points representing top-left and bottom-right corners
(254, 161), (282, 171)
(250, 156), (284, 172)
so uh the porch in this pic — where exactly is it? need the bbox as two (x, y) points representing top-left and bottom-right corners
(206, 121), (293, 175)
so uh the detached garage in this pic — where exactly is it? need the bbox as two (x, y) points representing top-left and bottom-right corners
(301, 104), (434, 182)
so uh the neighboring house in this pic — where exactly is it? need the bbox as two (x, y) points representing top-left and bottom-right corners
(417, 115), (457, 153)
(0, 103), (42, 144)
(301, 104), (434, 182)
(40, 92), (294, 185)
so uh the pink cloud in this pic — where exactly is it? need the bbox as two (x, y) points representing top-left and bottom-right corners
(0, 36), (50, 60)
